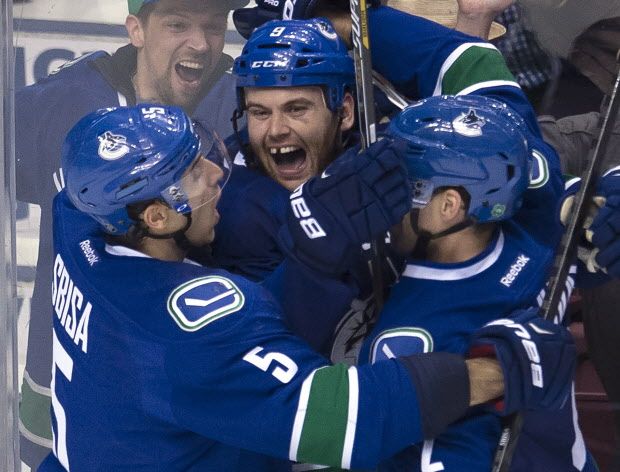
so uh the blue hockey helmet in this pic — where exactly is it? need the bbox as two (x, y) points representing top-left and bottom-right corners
(62, 105), (231, 234)
(233, 18), (355, 112)
(388, 95), (530, 223)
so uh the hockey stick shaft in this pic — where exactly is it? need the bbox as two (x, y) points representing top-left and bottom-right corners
(491, 58), (620, 472)
(350, 0), (384, 309)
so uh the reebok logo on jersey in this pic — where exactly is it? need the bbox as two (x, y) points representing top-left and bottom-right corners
(500, 254), (530, 287)
(79, 239), (99, 266)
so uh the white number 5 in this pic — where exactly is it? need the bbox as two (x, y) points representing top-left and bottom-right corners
(243, 346), (298, 383)
(51, 331), (74, 471)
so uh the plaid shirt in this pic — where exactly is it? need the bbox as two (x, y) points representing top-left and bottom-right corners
(494, 4), (555, 91)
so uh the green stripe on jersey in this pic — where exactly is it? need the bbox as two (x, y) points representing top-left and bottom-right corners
(439, 44), (517, 95)
(19, 375), (53, 446)
(293, 364), (359, 468)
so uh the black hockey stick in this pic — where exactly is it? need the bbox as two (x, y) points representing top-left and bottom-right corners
(491, 55), (620, 472)
(350, 0), (385, 309)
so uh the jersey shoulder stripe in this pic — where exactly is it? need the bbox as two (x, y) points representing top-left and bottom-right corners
(435, 43), (519, 96)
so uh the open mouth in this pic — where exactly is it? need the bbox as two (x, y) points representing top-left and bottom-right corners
(269, 146), (307, 177)
(175, 60), (205, 84)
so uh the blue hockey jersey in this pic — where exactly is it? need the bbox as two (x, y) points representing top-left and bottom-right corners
(16, 45), (239, 464)
(40, 190), (477, 471)
(355, 228), (594, 471)
(215, 6), (564, 359)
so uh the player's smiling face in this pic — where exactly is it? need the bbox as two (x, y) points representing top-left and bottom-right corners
(127, 0), (229, 113)
(245, 86), (354, 191)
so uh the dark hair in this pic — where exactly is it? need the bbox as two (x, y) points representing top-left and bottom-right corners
(103, 198), (163, 249)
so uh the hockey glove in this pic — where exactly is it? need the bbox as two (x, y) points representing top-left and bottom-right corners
(560, 167), (620, 277)
(586, 166), (620, 277)
(468, 307), (576, 416)
(233, 0), (381, 39)
(279, 138), (411, 276)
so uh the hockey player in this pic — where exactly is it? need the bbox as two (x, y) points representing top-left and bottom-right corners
(284, 94), (596, 470)
(213, 10), (572, 360)
(16, 0), (248, 465)
(39, 104), (575, 471)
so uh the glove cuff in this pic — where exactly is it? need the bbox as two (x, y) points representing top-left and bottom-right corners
(400, 352), (469, 439)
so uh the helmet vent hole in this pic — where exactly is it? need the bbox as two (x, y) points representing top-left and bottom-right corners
(296, 58), (309, 68)
(258, 43), (290, 49)
(486, 188), (500, 195)
(507, 164), (515, 181)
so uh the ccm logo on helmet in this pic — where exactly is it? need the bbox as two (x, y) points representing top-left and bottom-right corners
(290, 184), (327, 239)
(251, 60), (289, 68)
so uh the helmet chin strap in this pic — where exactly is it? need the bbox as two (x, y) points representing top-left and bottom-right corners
(144, 213), (195, 251)
(232, 108), (259, 170)
(409, 209), (474, 259)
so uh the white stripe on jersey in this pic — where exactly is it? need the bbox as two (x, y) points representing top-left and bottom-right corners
(403, 231), (504, 281)
(341, 367), (359, 469)
(289, 368), (318, 461)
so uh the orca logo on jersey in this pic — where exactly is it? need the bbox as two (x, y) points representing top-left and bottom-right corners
(52, 254), (92, 354)
(167, 276), (245, 332)
(98, 131), (130, 161)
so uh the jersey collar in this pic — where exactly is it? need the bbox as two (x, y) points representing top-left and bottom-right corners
(105, 244), (201, 266)
(402, 229), (504, 281)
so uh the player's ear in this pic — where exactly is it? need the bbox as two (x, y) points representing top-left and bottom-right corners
(140, 201), (172, 232)
(126, 14), (145, 48)
(440, 189), (464, 221)
(339, 92), (355, 132)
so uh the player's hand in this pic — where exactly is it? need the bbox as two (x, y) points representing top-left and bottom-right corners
(468, 307), (576, 416)
(586, 167), (620, 277)
(560, 167), (620, 276)
(278, 138), (411, 276)
(233, 0), (381, 40)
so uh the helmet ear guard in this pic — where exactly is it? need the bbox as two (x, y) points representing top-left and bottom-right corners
(63, 105), (231, 235)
